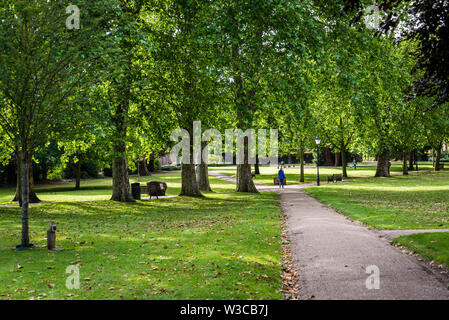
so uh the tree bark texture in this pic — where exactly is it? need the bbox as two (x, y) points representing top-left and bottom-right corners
(435, 144), (442, 171)
(180, 163), (202, 196)
(341, 142), (347, 178)
(408, 151), (414, 171)
(20, 150), (30, 247)
(138, 156), (151, 176)
(375, 149), (391, 177)
(75, 161), (81, 190)
(300, 144), (305, 183)
(236, 137), (258, 193)
(13, 151), (40, 205)
(402, 152), (409, 175)
(254, 154), (260, 175)
(197, 162), (212, 191)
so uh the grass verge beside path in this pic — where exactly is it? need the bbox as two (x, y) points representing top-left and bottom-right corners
(305, 170), (449, 230)
(305, 169), (449, 270)
(393, 233), (449, 270)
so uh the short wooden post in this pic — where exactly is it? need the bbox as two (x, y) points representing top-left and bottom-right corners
(47, 221), (56, 250)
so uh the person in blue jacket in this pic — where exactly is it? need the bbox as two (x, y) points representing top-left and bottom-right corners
(278, 167), (286, 189)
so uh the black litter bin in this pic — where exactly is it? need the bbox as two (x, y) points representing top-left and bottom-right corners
(131, 183), (141, 200)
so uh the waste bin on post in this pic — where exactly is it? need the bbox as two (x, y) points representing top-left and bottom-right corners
(131, 183), (141, 200)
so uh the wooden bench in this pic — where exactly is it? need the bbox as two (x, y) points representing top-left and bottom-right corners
(144, 181), (167, 199)
(327, 174), (343, 183)
(273, 177), (287, 185)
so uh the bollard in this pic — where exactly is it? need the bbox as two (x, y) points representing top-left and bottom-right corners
(47, 221), (57, 250)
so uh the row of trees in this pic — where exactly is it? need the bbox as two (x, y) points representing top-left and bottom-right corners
(274, 0), (449, 180)
(0, 1), (448, 248)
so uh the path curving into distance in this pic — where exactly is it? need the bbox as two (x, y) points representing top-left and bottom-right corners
(210, 171), (449, 300)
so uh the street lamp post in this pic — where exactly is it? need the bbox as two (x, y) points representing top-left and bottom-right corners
(315, 135), (321, 186)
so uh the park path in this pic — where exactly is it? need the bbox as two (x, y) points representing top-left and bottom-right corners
(209, 171), (449, 300)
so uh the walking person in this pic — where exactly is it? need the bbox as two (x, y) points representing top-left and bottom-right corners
(353, 159), (357, 170)
(278, 166), (286, 189)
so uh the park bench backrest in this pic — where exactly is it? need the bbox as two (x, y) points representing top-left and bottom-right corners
(147, 181), (167, 196)
(148, 183), (159, 196)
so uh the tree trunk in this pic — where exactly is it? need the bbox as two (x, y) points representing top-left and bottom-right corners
(324, 146), (333, 166)
(42, 161), (48, 182)
(75, 161), (81, 190)
(402, 152), (409, 175)
(408, 152), (414, 171)
(148, 154), (155, 172)
(432, 148), (435, 168)
(110, 18), (135, 203)
(375, 149), (391, 177)
(180, 127), (202, 196)
(415, 150), (419, 171)
(299, 144), (305, 183)
(138, 156), (151, 176)
(180, 163), (202, 196)
(13, 152), (40, 205)
(341, 143), (347, 178)
(14, 150), (22, 204)
(110, 98), (134, 202)
(435, 144), (442, 171)
(254, 154), (260, 175)
(197, 162), (212, 191)
(110, 60), (133, 201)
(20, 150), (30, 248)
(335, 152), (341, 166)
(111, 142), (134, 202)
(236, 137), (258, 193)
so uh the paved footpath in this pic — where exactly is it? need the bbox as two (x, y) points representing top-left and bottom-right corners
(210, 171), (449, 300)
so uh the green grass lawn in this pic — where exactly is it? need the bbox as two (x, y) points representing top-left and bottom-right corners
(0, 174), (282, 300)
(393, 233), (449, 269)
(305, 170), (449, 230)
(212, 163), (434, 186)
(0, 173), (190, 204)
